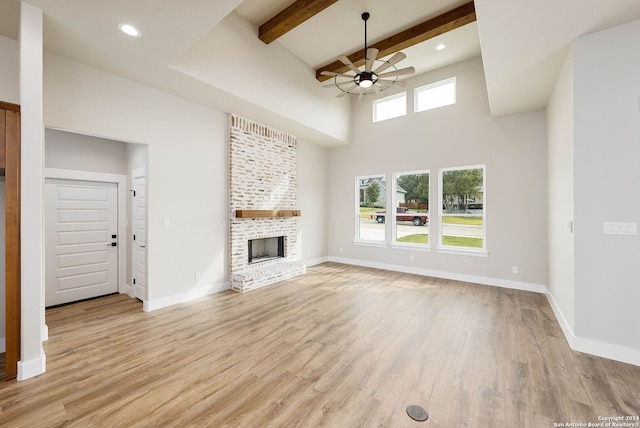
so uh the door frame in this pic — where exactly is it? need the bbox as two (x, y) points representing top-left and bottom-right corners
(131, 166), (146, 302)
(45, 168), (129, 297)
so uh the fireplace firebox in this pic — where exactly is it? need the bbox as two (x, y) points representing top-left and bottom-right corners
(248, 236), (285, 264)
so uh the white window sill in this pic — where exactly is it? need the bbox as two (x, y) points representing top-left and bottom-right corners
(353, 240), (387, 248)
(391, 243), (431, 252)
(436, 247), (488, 257)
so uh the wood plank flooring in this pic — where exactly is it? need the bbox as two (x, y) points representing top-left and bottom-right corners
(1, 262), (639, 427)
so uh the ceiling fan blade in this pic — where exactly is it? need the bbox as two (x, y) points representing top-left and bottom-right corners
(377, 66), (415, 79)
(373, 51), (407, 74)
(358, 86), (369, 102)
(337, 85), (358, 97)
(365, 48), (379, 72)
(321, 70), (356, 79)
(377, 79), (407, 87)
(322, 80), (356, 88)
(338, 55), (361, 74)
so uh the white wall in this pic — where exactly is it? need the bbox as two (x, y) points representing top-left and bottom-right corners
(0, 35), (19, 105)
(328, 56), (548, 289)
(546, 46), (576, 331)
(297, 139), (329, 264)
(171, 11), (351, 147)
(45, 128), (128, 174)
(573, 20), (640, 352)
(20, 1), (46, 380)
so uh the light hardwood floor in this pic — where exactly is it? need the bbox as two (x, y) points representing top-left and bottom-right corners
(1, 262), (639, 427)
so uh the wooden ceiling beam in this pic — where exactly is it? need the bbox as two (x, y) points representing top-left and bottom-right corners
(316, 1), (476, 81)
(259, 0), (340, 44)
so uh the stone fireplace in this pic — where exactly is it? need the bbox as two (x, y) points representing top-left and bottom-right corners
(229, 115), (306, 292)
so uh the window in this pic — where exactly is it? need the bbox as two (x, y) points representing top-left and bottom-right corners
(414, 77), (456, 113)
(393, 171), (430, 247)
(439, 165), (485, 252)
(373, 92), (406, 123)
(356, 175), (386, 244)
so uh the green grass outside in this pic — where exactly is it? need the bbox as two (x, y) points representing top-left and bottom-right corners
(442, 216), (483, 226)
(359, 207), (380, 214)
(396, 234), (429, 244)
(397, 234), (483, 248)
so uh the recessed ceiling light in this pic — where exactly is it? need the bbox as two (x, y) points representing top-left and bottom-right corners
(118, 23), (141, 38)
(436, 44), (446, 51)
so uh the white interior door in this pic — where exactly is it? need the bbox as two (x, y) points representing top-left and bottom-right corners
(132, 169), (147, 301)
(46, 179), (119, 306)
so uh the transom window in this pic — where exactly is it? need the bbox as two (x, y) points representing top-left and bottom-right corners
(373, 92), (407, 123)
(415, 77), (456, 113)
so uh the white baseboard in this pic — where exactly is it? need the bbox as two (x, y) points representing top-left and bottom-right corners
(18, 352), (46, 381)
(546, 293), (640, 367)
(144, 281), (230, 312)
(0, 336), (5, 353)
(327, 256), (547, 294)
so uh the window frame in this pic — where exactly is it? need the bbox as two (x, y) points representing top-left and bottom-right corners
(354, 174), (387, 247)
(414, 77), (456, 113)
(372, 91), (407, 123)
(391, 169), (431, 251)
(437, 164), (487, 256)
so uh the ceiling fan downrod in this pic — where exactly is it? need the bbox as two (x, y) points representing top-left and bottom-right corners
(362, 12), (370, 58)
(357, 12), (377, 88)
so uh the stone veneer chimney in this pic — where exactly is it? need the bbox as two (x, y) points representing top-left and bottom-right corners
(229, 115), (306, 292)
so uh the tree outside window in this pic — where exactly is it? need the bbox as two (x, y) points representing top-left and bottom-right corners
(356, 175), (386, 243)
(439, 166), (485, 251)
(365, 180), (381, 206)
(394, 171), (430, 246)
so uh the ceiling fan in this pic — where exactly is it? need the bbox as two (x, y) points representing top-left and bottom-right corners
(321, 12), (415, 98)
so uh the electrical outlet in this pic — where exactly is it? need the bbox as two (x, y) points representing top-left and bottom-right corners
(195, 272), (201, 280)
(512, 266), (518, 274)
(339, 247), (343, 253)
(410, 255), (415, 262)
(163, 217), (171, 226)
(604, 222), (637, 235)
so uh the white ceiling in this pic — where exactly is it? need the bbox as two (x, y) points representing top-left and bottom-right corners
(1, 0), (639, 145)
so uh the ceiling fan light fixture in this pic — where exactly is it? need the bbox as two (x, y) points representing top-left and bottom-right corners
(355, 72), (377, 88)
(322, 11), (414, 97)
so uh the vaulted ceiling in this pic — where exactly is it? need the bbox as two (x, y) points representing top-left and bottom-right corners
(1, 0), (639, 145)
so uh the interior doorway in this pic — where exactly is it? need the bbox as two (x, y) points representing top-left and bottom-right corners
(45, 178), (119, 306)
(45, 169), (128, 305)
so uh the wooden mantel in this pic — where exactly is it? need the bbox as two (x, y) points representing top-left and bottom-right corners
(235, 209), (301, 219)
